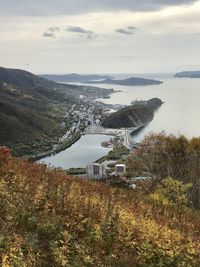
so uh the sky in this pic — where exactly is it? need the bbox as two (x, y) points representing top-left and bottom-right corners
(0, 0), (200, 74)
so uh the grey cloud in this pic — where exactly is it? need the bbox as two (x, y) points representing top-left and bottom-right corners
(0, 0), (198, 16)
(67, 26), (89, 34)
(67, 26), (97, 39)
(42, 27), (60, 38)
(116, 26), (138, 35)
(128, 26), (138, 30)
(48, 27), (60, 33)
(43, 32), (55, 38)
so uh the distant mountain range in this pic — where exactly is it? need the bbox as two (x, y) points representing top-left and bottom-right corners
(40, 73), (113, 83)
(102, 98), (163, 129)
(86, 77), (163, 86)
(40, 74), (163, 86)
(174, 71), (200, 78)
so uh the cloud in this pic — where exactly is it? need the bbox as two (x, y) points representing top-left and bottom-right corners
(48, 27), (60, 33)
(42, 25), (97, 40)
(67, 25), (97, 39)
(42, 27), (60, 38)
(128, 26), (138, 30)
(43, 32), (56, 38)
(0, 0), (198, 16)
(67, 26), (89, 34)
(116, 26), (138, 35)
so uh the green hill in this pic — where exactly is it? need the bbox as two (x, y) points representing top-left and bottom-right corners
(0, 67), (79, 156)
(102, 98), (163, 129)
(0, 67), (116, 157)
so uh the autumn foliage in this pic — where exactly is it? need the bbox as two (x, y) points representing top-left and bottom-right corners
(0, 143), (200, 267)
(128, 132), (200, 208)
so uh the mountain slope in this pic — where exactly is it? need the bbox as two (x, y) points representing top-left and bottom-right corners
(0, 67), (116, 156)
(0, 67), (78, 156)
(0, 147), (199, 266)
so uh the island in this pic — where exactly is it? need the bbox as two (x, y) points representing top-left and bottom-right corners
(174, 71), (200, 78)
(102, 98), (163, 129)
(85, 77), (163, 86)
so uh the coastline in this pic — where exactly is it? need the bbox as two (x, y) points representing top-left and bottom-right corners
(22, 86), (118, 161)
(27, 111), (153, 163)
(26, 94), (162, 164)
(25, 132), (82, 162)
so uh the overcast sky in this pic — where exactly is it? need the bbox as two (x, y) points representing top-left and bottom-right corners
(0, 0), (200, 74)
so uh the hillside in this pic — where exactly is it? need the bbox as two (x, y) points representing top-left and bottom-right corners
(102, 98), (163, 129)
(0, 145), (199, 266)
(41, 73), (113, 83)
(0, 67), (81, 156)
(174, 71), (200, 78)
(86, 77), (163, 86)
(0, 67), (116, 157)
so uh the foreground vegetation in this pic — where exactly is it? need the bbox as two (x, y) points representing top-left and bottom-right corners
(128, 132), (200, 209)
(0, 138), (200, 266)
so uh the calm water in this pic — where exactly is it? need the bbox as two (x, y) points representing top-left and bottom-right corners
(39, 134), (112, 169)
(40, 74), (200, 168)
(96, 73), (200, 142)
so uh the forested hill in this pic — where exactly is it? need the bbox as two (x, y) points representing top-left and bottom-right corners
(0, 67), (80, 156)
(0, 67), (116, 156)
(0, 67), (59, 90)
(102, 98), (163, 129)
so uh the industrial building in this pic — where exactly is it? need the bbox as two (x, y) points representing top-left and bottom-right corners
(86, 163), (107, 179)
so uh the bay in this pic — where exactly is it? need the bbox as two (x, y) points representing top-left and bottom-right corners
(96, 73), (200, 142)
(39, 134), (112, 169)
(40, 73), (200, 168)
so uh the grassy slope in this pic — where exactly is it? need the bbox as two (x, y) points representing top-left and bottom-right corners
(0, 148), (199, 267)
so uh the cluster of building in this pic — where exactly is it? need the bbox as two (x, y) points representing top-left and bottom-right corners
(86, 162), (151, 189)
(86, 163), (126, 180)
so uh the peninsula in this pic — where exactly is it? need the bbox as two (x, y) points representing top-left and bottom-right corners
(102, 98), (163, 129)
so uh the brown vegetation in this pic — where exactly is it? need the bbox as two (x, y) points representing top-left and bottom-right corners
(0, 143), (199, 266)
